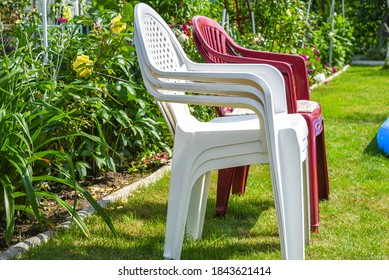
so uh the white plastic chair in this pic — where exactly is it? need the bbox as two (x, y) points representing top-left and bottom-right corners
(134, 3), (310, 260)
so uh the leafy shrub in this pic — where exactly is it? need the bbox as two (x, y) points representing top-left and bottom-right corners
(0, 0), (31, 24)
(252, 0), (308, 54)
(43, 8), (172, 176)
(346, 0), (388, 59)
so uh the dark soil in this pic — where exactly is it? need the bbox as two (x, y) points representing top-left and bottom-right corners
(0, 155), (169, 254)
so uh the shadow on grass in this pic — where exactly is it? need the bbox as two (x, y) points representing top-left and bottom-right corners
(364, 136), (380, 156)
(337, 112), (388, 124)
(23, 194), (279, 260)
(364, 131), (389, 159)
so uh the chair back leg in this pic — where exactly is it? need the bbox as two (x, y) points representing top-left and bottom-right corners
(216, 168), (234, 216)
(231, 165), (250, 194)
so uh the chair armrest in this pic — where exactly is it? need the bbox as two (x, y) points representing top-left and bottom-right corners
(233, 46), (311, 100)
(190, 41), (298, 113)
(148, 64), (288, 115)
(141, 63), (266, 111)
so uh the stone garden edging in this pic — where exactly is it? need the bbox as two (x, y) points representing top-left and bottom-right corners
(310, 64), (350, 91)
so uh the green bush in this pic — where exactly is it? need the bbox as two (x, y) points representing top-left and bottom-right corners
(346, 0), (388, 59)
(44, 9), (171, 175)
(252, 0), (308, 54)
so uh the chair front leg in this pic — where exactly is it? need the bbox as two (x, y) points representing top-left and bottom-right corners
(276, 121), (308, 260)
(186, 171), (212, 240)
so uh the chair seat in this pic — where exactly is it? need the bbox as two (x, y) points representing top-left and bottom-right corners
(223, 108), (256, 116)
(297, 100), (320, 113)
(297, 100), (324, 137)
(193, 114), (261, 134)
(224, 100), (320, 117)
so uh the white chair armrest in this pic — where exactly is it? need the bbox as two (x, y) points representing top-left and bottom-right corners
(148, 61), (287, 114)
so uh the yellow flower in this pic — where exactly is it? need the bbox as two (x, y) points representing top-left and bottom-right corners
(110, 14), (121, 25)
(72, 54), (93, 77)
(62, 6), (73, 21)
(110, 14), (126, 34)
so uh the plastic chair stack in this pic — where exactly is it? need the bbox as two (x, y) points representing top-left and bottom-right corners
(134, 3), (310, 260)
(192, 15), (330, 233)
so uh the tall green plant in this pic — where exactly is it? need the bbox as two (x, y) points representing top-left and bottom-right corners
(0, 60), (117, 245)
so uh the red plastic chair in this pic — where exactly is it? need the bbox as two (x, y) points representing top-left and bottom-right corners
(192, 15), (330, 232)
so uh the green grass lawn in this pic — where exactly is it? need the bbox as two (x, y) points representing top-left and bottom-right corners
(18, 66), (389, 260)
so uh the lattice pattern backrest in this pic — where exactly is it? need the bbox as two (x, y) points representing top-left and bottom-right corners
(140, 13), (191, 134)
(143, 14), (183, 72)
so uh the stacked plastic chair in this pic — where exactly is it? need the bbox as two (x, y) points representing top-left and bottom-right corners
(134, 3), (310, 259)
(192, 15), (330, 233)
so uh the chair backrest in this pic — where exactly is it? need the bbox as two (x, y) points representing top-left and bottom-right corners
(192, 15), (311, 102)
(134, 3), (192, 134)
(192, 16), (240, 64)
(135, 4), (287, 133)
(192, 16), (299, 114)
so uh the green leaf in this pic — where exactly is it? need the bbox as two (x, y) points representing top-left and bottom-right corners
(72, 184), (117, 237)
(122, 3), (134, 23)
(0, 109), (6, 122)
(93, 155), (106, 170)
(1, 176), (15, 245)
(5, 150), (41, 223)
(76, 161), (92, 179)
(118, 84), (137, 103)
(33, 175), (117, 237)
(35, 191), (90, 237)
(105, 156), (116, 172)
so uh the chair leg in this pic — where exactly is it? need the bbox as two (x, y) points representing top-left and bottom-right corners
(277, 127), (307, 260)
(163, 138), (197, 260)
(308, 129), (320, 234)
(163, 168), (192, 259)
(302, 158), (311, 245)
(186, 172), (212, 240)
(216, 168), (234, 216)
(231, 165), (250, 195)
(316, 126), (330, 200)
(300, 114), (321, 233)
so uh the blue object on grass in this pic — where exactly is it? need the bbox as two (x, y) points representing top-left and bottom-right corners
(377, 117), (389, 154)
